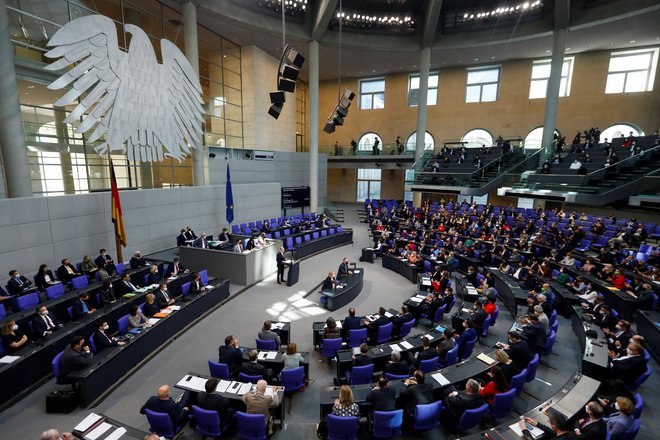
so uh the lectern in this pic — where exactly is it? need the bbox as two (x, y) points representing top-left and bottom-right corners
(286, 260), (300, 286)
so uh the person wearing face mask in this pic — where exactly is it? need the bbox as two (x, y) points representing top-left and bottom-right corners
(1, 320), (29, 353)
(574, 401), (607, 440)
(604, 320), (634, 351)
(594, 305), (618, 332)
(155, 282), (175, 309)
(95, 248), (117, 275)
(608, 342), (646, 388)
(35, 264), (58, 291)
(609, 269), (629, 291)
(32, 305), (63, 338)
(93, 320), (126, 351)
(7, 269), (35, 295)
(603, 397), (635, 440)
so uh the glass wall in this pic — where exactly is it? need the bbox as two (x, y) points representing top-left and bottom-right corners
(5, 0), (243, 195)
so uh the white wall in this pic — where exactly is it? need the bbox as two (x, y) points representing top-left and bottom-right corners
(0, 183), (280, 286)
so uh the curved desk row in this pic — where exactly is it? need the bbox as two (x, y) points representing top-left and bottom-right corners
(311, 308), (400, 349)
(291, 229), (353, 259)
(487, 268), (530, 314)
(571, 306), (610, 382)
(319, 269), (365, 311)
(381, 253), (418, 283)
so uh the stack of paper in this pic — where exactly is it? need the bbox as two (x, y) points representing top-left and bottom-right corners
(258, 351), (278, 360)
(423, 334), (434, 341)
(74, 413), (102, 431)
(264, 386), (282, 397)
(409, 297), (423, 303)
(400, 341), (414, 350)
(389, 344), (401, 352)
(509, 422), (544, 438)
(86, 422), (112, 440)
(226, 381), (242, 394)
(104, 427), (127, 440)
(147, 318), (160, 325)
(0, 355), (20, 364)
(169, 305), (181, 311)
(160, 308), (173, 315)
(431, 372), (450, 386)
(353, 269), (361, 273)
(477, 353), (496, 365)
(237, 383), (253, 396)
(352, 347), (361, 355)
(216, 380), (232, 393)
(385, 311), (393, 318)
(461, 308), (471, 313)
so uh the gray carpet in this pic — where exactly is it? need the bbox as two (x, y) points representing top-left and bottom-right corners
(1, 202), (657, 439)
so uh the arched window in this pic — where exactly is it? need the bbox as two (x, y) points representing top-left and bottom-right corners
(524, 126), (560, 149)
(461, 129), (493, 149)
(405, 131), (435, 152)
(600, 123), (644, 143)
(357, 132), (382, 152)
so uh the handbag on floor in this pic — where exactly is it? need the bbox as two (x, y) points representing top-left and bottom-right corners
(46, 389), (78, 413)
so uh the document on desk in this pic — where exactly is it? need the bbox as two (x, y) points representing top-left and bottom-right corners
(271, 322), (286, 330)
(85, 422), (112, 440)
(258, 351), (278, 360)
(389, 344), (401, 352)
(0, 355), (20, 364)
(74, 413), (102, 431)
(265, 386), (282, 398)
(216, 380), (232, 393)
(400, 341), (414, 350)
(431, 372), (450, 386)
(103, 427), (127, 440)
(409, 296), (423, 303)
(226, 381), (242, 394)
(237, 382), (253, 396)
(205, 285), (215, 290)
(352, 347), (361, 355)
(169, 305), (182, 311)
(477, 353), (496, 365)
(176, 375), (206, 392)
(147, 318), (160, 325)
(423, 334), (434, 341)
(461, 308), (471, 313)
(385, 311), (393, 318)
(159, 308), (173, 314)
(509, 421), (544, 438)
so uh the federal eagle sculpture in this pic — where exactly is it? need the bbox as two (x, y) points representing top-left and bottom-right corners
(44, 15), (204, 163)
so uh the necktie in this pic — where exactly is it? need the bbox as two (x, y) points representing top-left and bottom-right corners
(17, 278), (23, 286)
(162, 290), (170, 302)
(44, 314), (54, 329)
(66, 265), (73, 274)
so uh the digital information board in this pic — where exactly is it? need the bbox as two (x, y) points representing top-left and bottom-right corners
(282, 186), (310, 209)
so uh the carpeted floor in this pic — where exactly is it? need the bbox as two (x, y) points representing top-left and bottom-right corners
(0, 202), (656, 439)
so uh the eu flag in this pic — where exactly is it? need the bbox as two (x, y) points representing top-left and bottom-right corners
(226, 162), (234, 224)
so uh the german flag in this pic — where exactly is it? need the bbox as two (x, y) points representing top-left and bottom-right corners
(109, 153), (126, 247)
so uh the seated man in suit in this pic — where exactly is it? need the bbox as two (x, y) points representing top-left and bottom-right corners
(321, 271), (337, 290)
(399, 370), (434, 418)
(392, 305), (414, 337)
(218, 335), (243, 378)
(383, 350), (410, 376)
(258, 321), (281, 348)
(342, 308), (362, 339)
(412, 336), (436, 369)
(32, 305), (63, 339)
(196, 377), (234, 429)
(140, 384), (188, 428)
(595, 305), (619, 333)
(352, 343), (373, 367)
(58, 335), (93, 384)
(469, 300), (488, 337)
(497, 331), (531, 373)
(441, 379), (485, 426)
(93, 320), (126, 351)
(189, 273), (206, 295)
(129, 251), (146, 269)
(240, 349), (273, 383)
(365, 375), (397, 414)
(6, 270), (35, 295)
(337, 257), (352, 280)
(57, 258), (81, 282)
(608, 342), (647, 388)
(604, 319), (634, 351)
(520, 412), (573, 440)
(113, 273), (139, 296)
(368, 307), (391, 342)
(72, 293), (96, 320)
(169, 258), (188, 277)
(454, 319), (478, 348)
(94, 249), (116, 275)
(184, 226), (197, 241)
(521, 314), (547, 354)
(436, 329), (456, 365)
(574, 401), (607, 439)
(218, 227), (231, 243)
(154, 283), (175, 309)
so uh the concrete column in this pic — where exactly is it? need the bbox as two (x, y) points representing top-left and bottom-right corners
(0, 0), (32, 197)
(54, 107), (75, 194)
(309, 40), (319, 212)
(415, 47), (431, 162)
(183, 1), (205, 187)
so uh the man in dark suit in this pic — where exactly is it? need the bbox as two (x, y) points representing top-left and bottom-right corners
(94, 249), (116, 275)
(399, 370), (434, 418)
(189, 273), (206, 295)
(465, 266), (479, 286)
(383, 351), (410, 376)
(574, 401), (607, 440)
(140, 384), (188, 428)
(470, 300), (488, 337)
(352, 343), (372, 367)
(276, 247), (286, 284)
(93, 320), (125, 351)
(337, 257), (352, 280)
(498, 331), (531, 373)
(595, 305), (618, 332)
(240, 349), (272, 383)
(343, 308), (363, 339)
(218, 228), (231, 243)
(605, 319), (634, 351)
(520, 412), (574, 440)
(365, 375), (397, 413)
(58, 335), (93, 383)
(6, 270), (35, 295)
(196, 377), (234, 429)
(455, 319), (478, 348)
(368, 307), (391, 342)
(218, 335), (243, 378)
(32, 305), (63, 338)
(609, 342), (647, 387)
(57, 258), (81, 282)
(72, 293), (96, 320)
(184, 226), (197, 241)
(392, 305), (414, 337)
(522, 314), (547, 354)
(413, 337), (436, 369)
(436, 329), (456, 365)
(129, 251), (146, 269)
(113, 273), (139, 295)
(441, 379), (486, 425)
(177, 229), (187, 246)
(154, 283), (175, 309)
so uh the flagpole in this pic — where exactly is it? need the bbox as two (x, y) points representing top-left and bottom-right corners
(108, 151), (124, 263)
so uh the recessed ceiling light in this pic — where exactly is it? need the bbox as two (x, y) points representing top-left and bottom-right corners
(27, 85), (34, 89)
(545, 50), (551, 53)
(490, 56), (495, 59)
(474, 58), (479, 61)
(630, 40), (636, 43)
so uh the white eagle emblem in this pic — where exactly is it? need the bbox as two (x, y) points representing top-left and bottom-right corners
(44, 15), (204, 163)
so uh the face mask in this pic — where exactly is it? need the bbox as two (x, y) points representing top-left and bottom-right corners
(12, 325), (18, 331)
(614, 402), (620, 411)
(14, 274), (20, 278)
(626, 349), (634, 356)
(163, 289), (167, 292)
(103, 325), (109, 331)
(40, 310), (48, 316)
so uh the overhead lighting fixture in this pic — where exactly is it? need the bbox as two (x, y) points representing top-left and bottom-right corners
(268, 44), (305, 119)
(323, 88), (355, 133)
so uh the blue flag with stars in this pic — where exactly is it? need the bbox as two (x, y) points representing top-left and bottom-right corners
(226, 162), (234, 224)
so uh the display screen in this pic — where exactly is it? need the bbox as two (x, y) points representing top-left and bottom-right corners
(282, 186), (310, 209)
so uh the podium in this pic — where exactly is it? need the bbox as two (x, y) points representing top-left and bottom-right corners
(286, 260), (300, 287)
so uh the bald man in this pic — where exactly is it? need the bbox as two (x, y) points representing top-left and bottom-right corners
(140, 384), (188, 427)
(242, 379), (279, 435)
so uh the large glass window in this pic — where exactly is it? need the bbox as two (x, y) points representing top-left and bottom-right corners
(408, 73), (439, 106)
(600, 124), (644, 143)
(357, 132), (382, 152)
(524, 127), (560, 150)
(356, 169), (381, 202)
(466, 66), (500, 103)
(405, 131), (435, 152)
(359, 78), (385, 110)
(461, 129), (494, 149)
(605, 48), (659, 94)
(529, 57), (574, 99)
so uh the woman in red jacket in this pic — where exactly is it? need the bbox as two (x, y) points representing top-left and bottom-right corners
(480, 365), (509, 405)
(609, 269), (629, 290)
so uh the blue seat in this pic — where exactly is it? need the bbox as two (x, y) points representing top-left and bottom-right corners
(280, 366), (305, 393)
(419, 356), (439, 373)
(0, 304), (5, 320)
(285, 237), (294, 250)
(16, 292), (39, 312)
(510, 368), (527, 397)
(630, 365), (651, 391)
(385, 373), (409, 381)
(45, 283), (65, 300)
(199, 270), (208, 285)
(66, 305), (74, 320)
(551, 320), (559, 334)
(490, 388), (517, 419)
(208, 360), (230, 380)
(480, 315), (492, 338)
(231, 225), (240, 234)
(347, 364), (374, 385)
(117, 314), (130, 335)
(337, 226), (343, 233)
(491, 305), (500, 326)
(398, 319), (415, 338)
(115, 263), (125, 275)
(376, 322), (393, 344)
(445, 296), (456, 314)
(549, 309), (557, 326)
(192, 405), (222, 438)
(633, 393), (643, 419)
(348, 328), (367, 348)
(457, 403), (489, 432)
(321, 338), (343, 360)
(144, 408), (183, 439)
(327, 414), (358, 440)
(458, 337), (477, 361)
(239, 373), (263, 384)
(256, 339), (277, 350)
(372, 409), (403, 439)
(52, 351), (65, 384)
(88, 333), (97, 354)
(236, 411), (266, 440)
(439, 345), (458, 368)
(181, 282), (191, 297)
(545, 330), (557, 355)
(413, 401), (441, 431)
(621, 418), (640, 440)
(526, 354), (540, 383)
(432, 304), (446, 327)
(304, 234), (311, 242)
(321, 230), (328, 237)
(71, 275), (88, 290)
(329, 228), (335, 235)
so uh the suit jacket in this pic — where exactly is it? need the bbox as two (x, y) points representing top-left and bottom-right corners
(523, 322), (547, 353)
(276, 251), (286, 268)
(456, 328), (477, 347)
(72, 298), (92, 319)
(32, 313), (62, 338)
(578, 419), (607, 440)
(610, 355), (647, 387)
(140, 396), (187, 426)
(353, 354), (372, 367)
(93, 330), (118, 351)
(604, 413), (634, 440)
(597, 314), (619, 332)
(383, 361), (410, 376)
(365, 386), (397, 412)
(155, 289), (173, 309)
(445, 391), (485, 419)
(143, 302), (160, 318)
(437, 338), (456, 363)
(148, 272), (163, 285)
(59, 345), (93, 379)
(218, 344), (243, 376)
(113, 279), (138, 295)
(415, 347), (438, 368)
(240, 361), (270, 381)
(34, 271), (56, 290)
(171, 262), (186, 276)
(176, 233), (186, 246)
(190, 280), (205, 295)
(7, 276), (33, 295)
(506, 340), (532, 373)
(393, 312), (414, 330)
(343, 316), (362, 332)
(400, 382), (434, 415)
(57, 264), (78, 282)
(337, 263), (350, 278)
(196, 391), (233, 423)
(129, 257), (145, 269)
(472, 308), (488, 330)
(95, 254), (112, 270)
